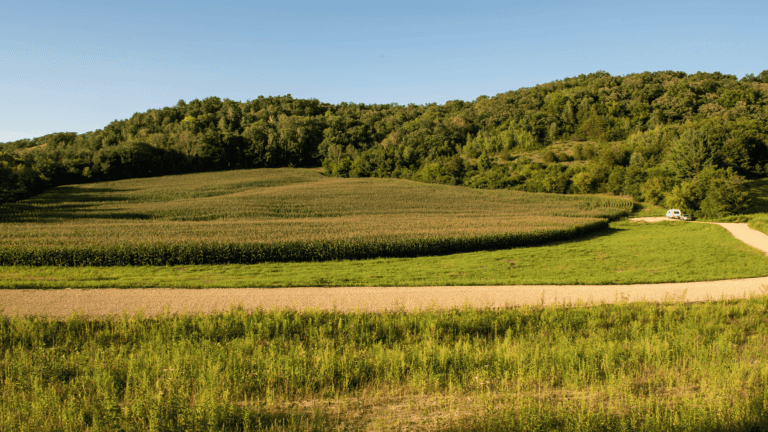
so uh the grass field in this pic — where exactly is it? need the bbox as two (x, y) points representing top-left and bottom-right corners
(3, 219), (767, 288)
(3, 298), (768, 431)
(0, 168), (631, 266)
(4, 170), (768, 431)
(1, 168), (767, 286)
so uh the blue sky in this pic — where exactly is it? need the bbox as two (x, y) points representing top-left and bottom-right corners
(2, 0), (766, 143)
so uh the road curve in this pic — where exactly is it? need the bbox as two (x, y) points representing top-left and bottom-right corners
(2, 218), (767, 317)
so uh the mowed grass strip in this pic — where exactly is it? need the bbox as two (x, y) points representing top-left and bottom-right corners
(2, 298), (768, 431)
(0, 168), (632, 266)
(3, 220), (767, 288)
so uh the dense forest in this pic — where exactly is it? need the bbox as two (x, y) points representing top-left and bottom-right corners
(3, 70), (768, 217)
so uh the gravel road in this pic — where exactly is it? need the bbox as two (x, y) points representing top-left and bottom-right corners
(2, 217), (767, 317)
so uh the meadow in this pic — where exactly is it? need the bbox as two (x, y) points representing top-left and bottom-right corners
(2, 298), (768, 431)
(0, 168), (632, 266)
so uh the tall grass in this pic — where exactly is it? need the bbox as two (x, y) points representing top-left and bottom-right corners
(0, 168), (632, 266)
(3, 298), (768, 431)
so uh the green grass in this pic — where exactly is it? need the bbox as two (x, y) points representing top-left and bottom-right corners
(631, 202), (668, 217)
(3, 298), (768, 431)
(3, 220), (767, 288)
(0, 168), (632, 266)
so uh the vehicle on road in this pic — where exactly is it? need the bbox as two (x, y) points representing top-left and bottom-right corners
(666, 209), (691, 221)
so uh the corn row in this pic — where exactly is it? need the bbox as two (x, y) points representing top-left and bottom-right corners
(0, 219), (607, 266)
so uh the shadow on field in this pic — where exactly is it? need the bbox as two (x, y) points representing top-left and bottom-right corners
(31, 186), (140, 204)
(532, 224), (626, 248)
(447, 224), (625, 258)
(0, 186), (151, 222)
(744, 179), (768, 214)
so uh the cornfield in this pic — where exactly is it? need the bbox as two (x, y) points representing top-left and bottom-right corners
(0, 168), (633, 266)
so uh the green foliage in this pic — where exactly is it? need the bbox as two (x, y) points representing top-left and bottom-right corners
(741, 69), (768, 83)
(665, 167), (749, 217)
(477, 152), (492, 171)
(639, 175), (669, 205)
(3, 70), (768, 216)
(667, 128), (718, 179)
(697, 167), (749, 217)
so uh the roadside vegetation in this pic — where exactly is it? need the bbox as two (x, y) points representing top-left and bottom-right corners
(3, 298), (768, 431)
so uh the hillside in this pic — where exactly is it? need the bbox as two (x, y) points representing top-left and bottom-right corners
(2, 70), (768, 217)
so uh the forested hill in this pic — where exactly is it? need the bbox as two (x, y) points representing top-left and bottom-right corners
(3, 70), (768, 216)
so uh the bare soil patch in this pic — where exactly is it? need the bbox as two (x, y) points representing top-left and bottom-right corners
(2, 280), (767, 318)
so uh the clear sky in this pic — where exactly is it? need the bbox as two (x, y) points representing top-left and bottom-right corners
(2, 0), (766, 143)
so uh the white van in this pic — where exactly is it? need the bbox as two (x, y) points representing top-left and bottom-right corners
(666, 209), (691, 221)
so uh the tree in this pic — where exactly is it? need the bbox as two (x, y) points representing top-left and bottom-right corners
(275, 115), (324, 166)
(695, 167), (748, 217)
(349, 151), (376, 177)
(741, 70), (768, 83)
(242, 122), (271, 167)
(664, 181), (698, 211)
(571, 171), (594, 194)
(640, 176), (668, 205)
(605, 166), (625, 195)
(664, 166), (748, 217)
(477, 152), (492, 171)
(446, 155), (467, 182)
(0, 153), (19, 204)
(668, 129), (718, 180)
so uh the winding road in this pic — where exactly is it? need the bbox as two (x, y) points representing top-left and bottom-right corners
(2, 218), (768, 317)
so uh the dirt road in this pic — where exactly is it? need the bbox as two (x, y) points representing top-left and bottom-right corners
(2, 217), (767, 317)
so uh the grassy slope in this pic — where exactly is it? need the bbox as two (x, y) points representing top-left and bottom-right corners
(3, 219), (767, 288)
(0, 168), (628, 242)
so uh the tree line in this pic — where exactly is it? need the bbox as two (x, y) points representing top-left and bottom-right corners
(2, 70), (768, 217)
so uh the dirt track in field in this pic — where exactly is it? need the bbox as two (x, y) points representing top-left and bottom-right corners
(2, 217), (768, 317)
